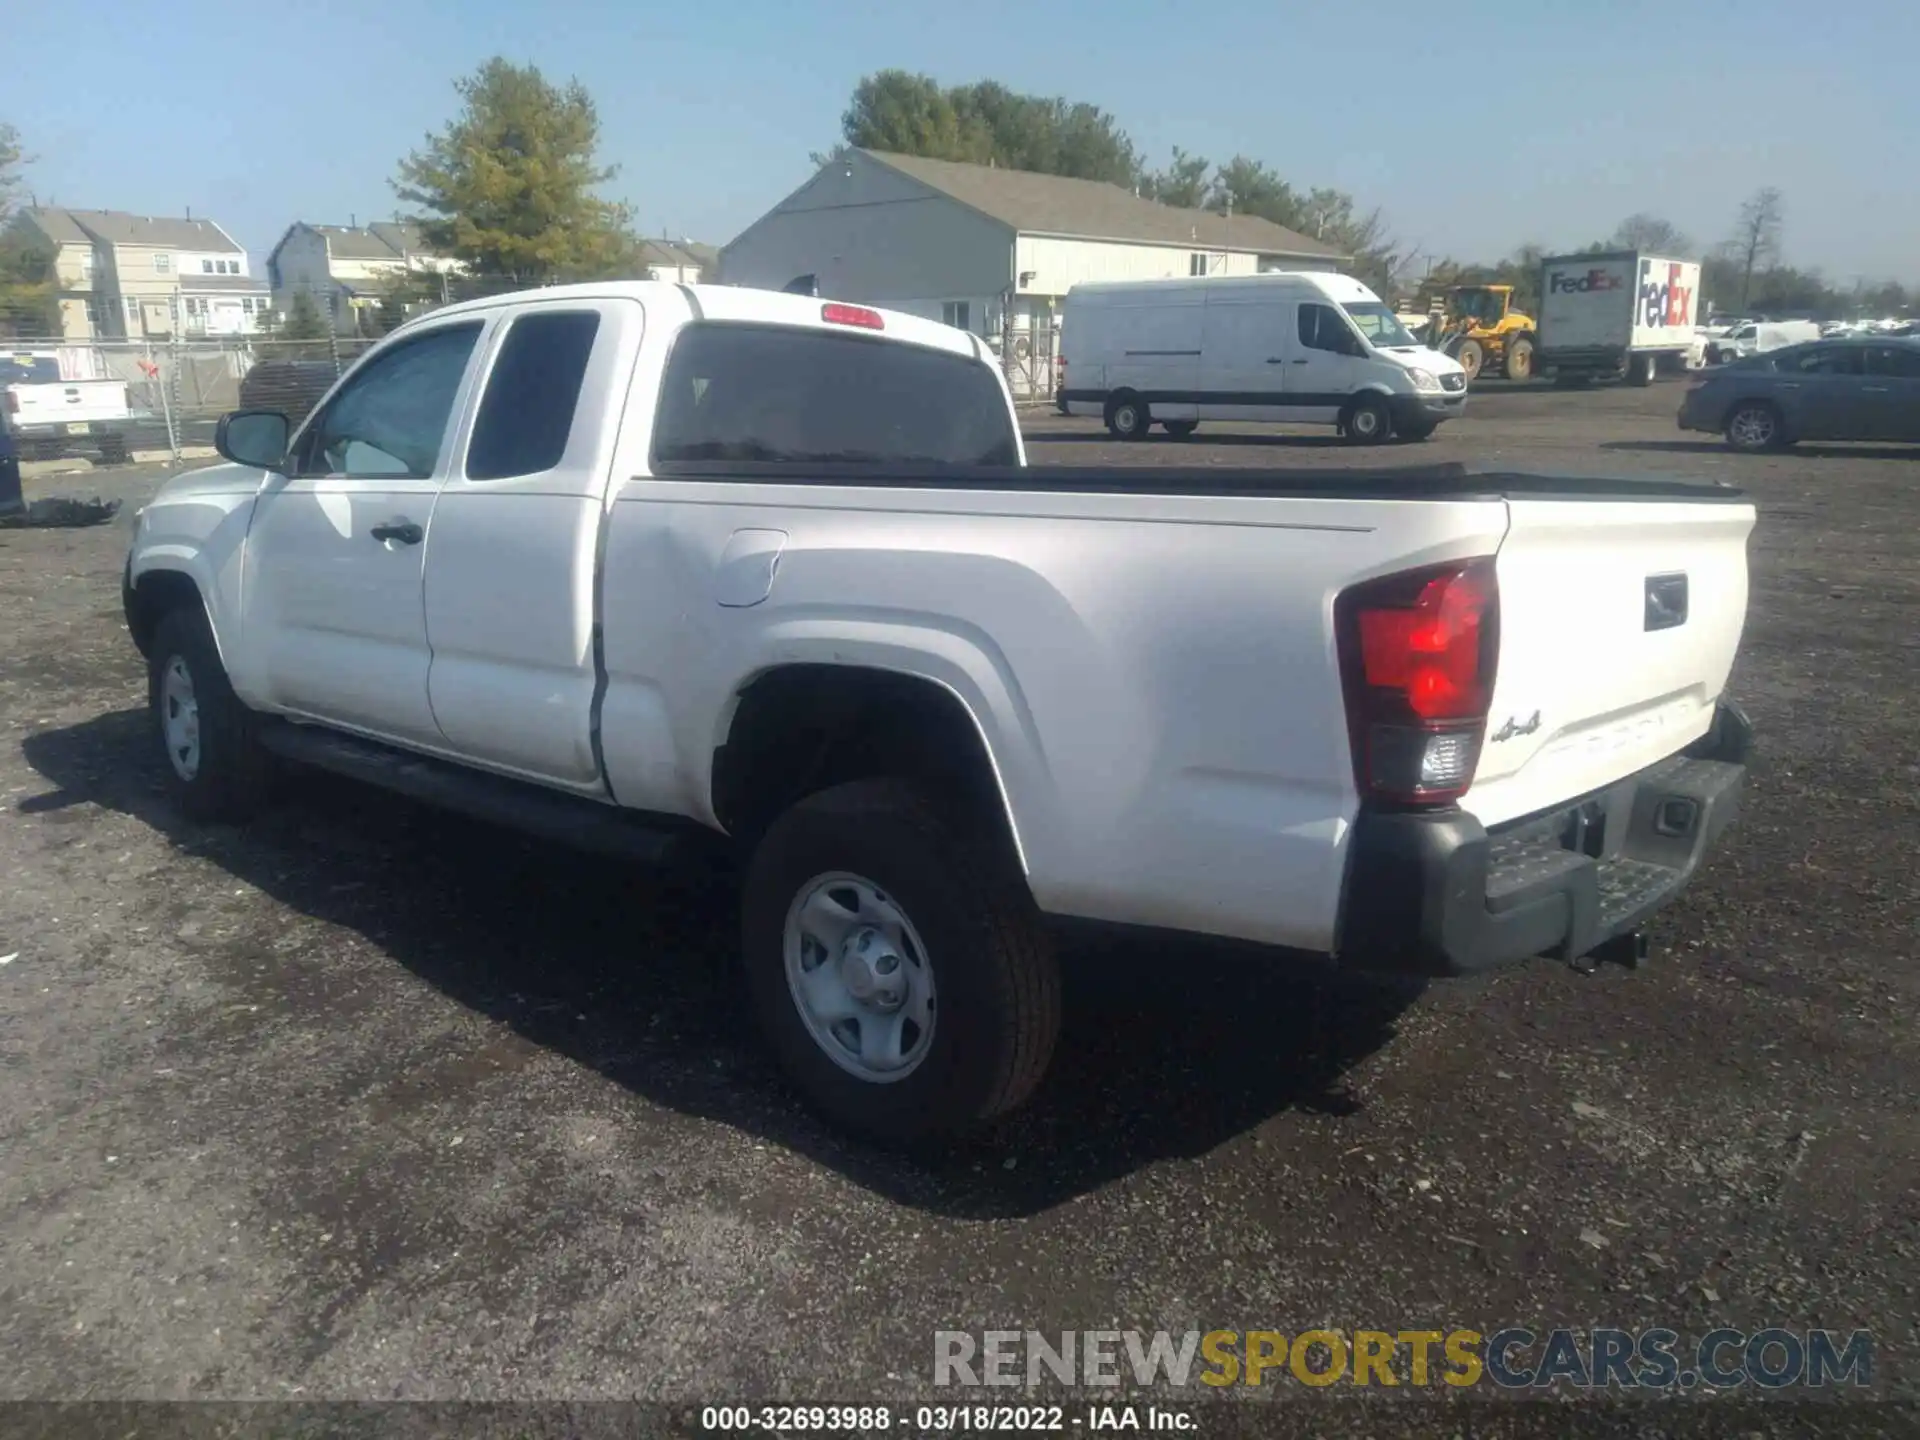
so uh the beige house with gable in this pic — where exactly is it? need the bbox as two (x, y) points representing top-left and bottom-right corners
(11, 208), (268, 340)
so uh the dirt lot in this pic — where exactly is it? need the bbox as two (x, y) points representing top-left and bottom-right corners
(1, 380), (1916, 1431)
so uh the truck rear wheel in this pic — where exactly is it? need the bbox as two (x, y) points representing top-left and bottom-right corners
(1503, 334), (1535, 381)
(1629, 352), (1658, 387)
(1104, 393), (1150, 440)
(148, 606), (274, 823)
(740, 779), (1061, 1144)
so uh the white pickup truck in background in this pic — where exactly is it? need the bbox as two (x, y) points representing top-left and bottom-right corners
(123, 282), (1756, 1142)
(2, 351), (137, 464)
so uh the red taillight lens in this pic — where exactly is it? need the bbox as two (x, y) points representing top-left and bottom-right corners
(821, 302), (884, 331)
(1336, 558), (1499, 806)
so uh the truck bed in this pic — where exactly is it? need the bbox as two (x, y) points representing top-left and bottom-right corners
(654, 459), (1746, 503)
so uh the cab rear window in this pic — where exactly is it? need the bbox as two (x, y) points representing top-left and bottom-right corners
(1, 356), (62, 385)
(652, 322), (1018, 472)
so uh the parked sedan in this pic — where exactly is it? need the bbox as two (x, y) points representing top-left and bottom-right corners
(1677, 338), (1920, 451)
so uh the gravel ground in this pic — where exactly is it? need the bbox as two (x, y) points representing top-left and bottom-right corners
(0, 381), (1915, 1436)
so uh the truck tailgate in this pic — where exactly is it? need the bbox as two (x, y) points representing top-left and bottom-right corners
(1465, 496), (1755, 827)
(5, 379), (131, 427)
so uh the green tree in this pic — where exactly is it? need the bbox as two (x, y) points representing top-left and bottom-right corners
(281, 290), (329, 340)
(369, 265), (449, 335)
(1728, 186), (1785, 310)
(0, 122), (56, 338)
(1138, 147), (1211, 208)
(1611, 213), (1693, 255)
(833, 71), (1140, 185)
(837, 71), (987, 163)
(395, 58), (641, 284)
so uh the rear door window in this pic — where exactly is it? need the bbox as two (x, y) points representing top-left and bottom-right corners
(466, 310), (602, 480)
(1865, 345), (1920, 379)
(1787, 346), (1864, 376)
(1, 355), (61, 384)
(652, 323), (1018, 471)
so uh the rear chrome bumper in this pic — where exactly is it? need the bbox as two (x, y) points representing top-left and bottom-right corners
(1337, 699), (1752, 977)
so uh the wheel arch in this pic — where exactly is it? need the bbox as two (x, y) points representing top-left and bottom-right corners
(126, 562), (220, 663)
(709, 661), (1031, 876)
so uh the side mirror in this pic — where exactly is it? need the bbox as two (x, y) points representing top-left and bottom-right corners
(216, 409), (290, 471)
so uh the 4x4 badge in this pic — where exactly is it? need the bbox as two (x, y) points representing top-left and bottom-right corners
(1490, 710), (1542, 743)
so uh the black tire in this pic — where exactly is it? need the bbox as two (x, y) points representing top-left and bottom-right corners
(1342, 394), (1394, 446)
(1629, 352), (1658, 387)
(1161, 420), (1198, 438)
(1724, 401), (1788, 453)
(1453, 338), (1485, 382)
(1104, 392), (1150, 440)
(97, 436), (129, 466)
(741, 779), (1061, 1144)
(148, 606), (274, 823)
(1503, 333), (1535, 382)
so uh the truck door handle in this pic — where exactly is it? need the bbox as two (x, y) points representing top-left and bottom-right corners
(370, 520), (423, 545)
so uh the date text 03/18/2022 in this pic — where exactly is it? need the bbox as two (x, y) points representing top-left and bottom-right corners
(699, 1404), (1191, 1432)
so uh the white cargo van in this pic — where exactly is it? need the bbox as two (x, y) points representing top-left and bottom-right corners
(1059, 273), (1469, 443)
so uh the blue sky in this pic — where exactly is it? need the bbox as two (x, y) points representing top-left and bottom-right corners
(11, 0), (1918, 283)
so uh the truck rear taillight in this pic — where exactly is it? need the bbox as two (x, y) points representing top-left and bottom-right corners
(1335, 558), (1499, 806)
(822, 303), (884, 331)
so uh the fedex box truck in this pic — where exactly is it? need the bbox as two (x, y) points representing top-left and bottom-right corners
(1538, 252), (1703, 387)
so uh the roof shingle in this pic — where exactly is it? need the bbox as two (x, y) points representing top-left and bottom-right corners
(860, 151), (1344, 259)
(32, 208), (242, 251)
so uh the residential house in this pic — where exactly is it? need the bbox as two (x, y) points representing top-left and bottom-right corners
(719, 150), (1348, 395)
(13, 208), (269, 340)
(638, 238), (718, 284)
(8, 207), (103, 338)
(266, 221), (461, 334)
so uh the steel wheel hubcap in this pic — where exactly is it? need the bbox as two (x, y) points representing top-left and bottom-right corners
(1354, 408), (1381, 436)
(784, 872), (936, 1082)
(161, 656), (201, 781)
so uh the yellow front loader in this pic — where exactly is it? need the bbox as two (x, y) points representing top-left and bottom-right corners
(1421, 284), (1537, 382)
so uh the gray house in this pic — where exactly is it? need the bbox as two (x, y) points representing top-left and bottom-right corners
(266, 221), (461, 334)
(720, 149), (1346, 394)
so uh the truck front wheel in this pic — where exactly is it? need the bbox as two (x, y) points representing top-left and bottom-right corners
(741, 779), (1061, 1144)
(148, 607), (274, 823)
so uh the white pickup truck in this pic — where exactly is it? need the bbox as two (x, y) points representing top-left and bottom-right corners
(123, 282), (1756, 1142)
(2, 351), (136, 464)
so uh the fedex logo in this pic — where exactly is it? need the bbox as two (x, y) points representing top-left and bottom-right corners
(1639, 260), (1694, 328)
(1550, 268), (1623, 294)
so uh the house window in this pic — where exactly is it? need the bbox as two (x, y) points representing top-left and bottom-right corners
(155, 253), (171, 273)
(1189, 253), (1208, 276)
(85, 298), (103, 330)
(942, 301), (972, 332)
(202, 259), (214, 273)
